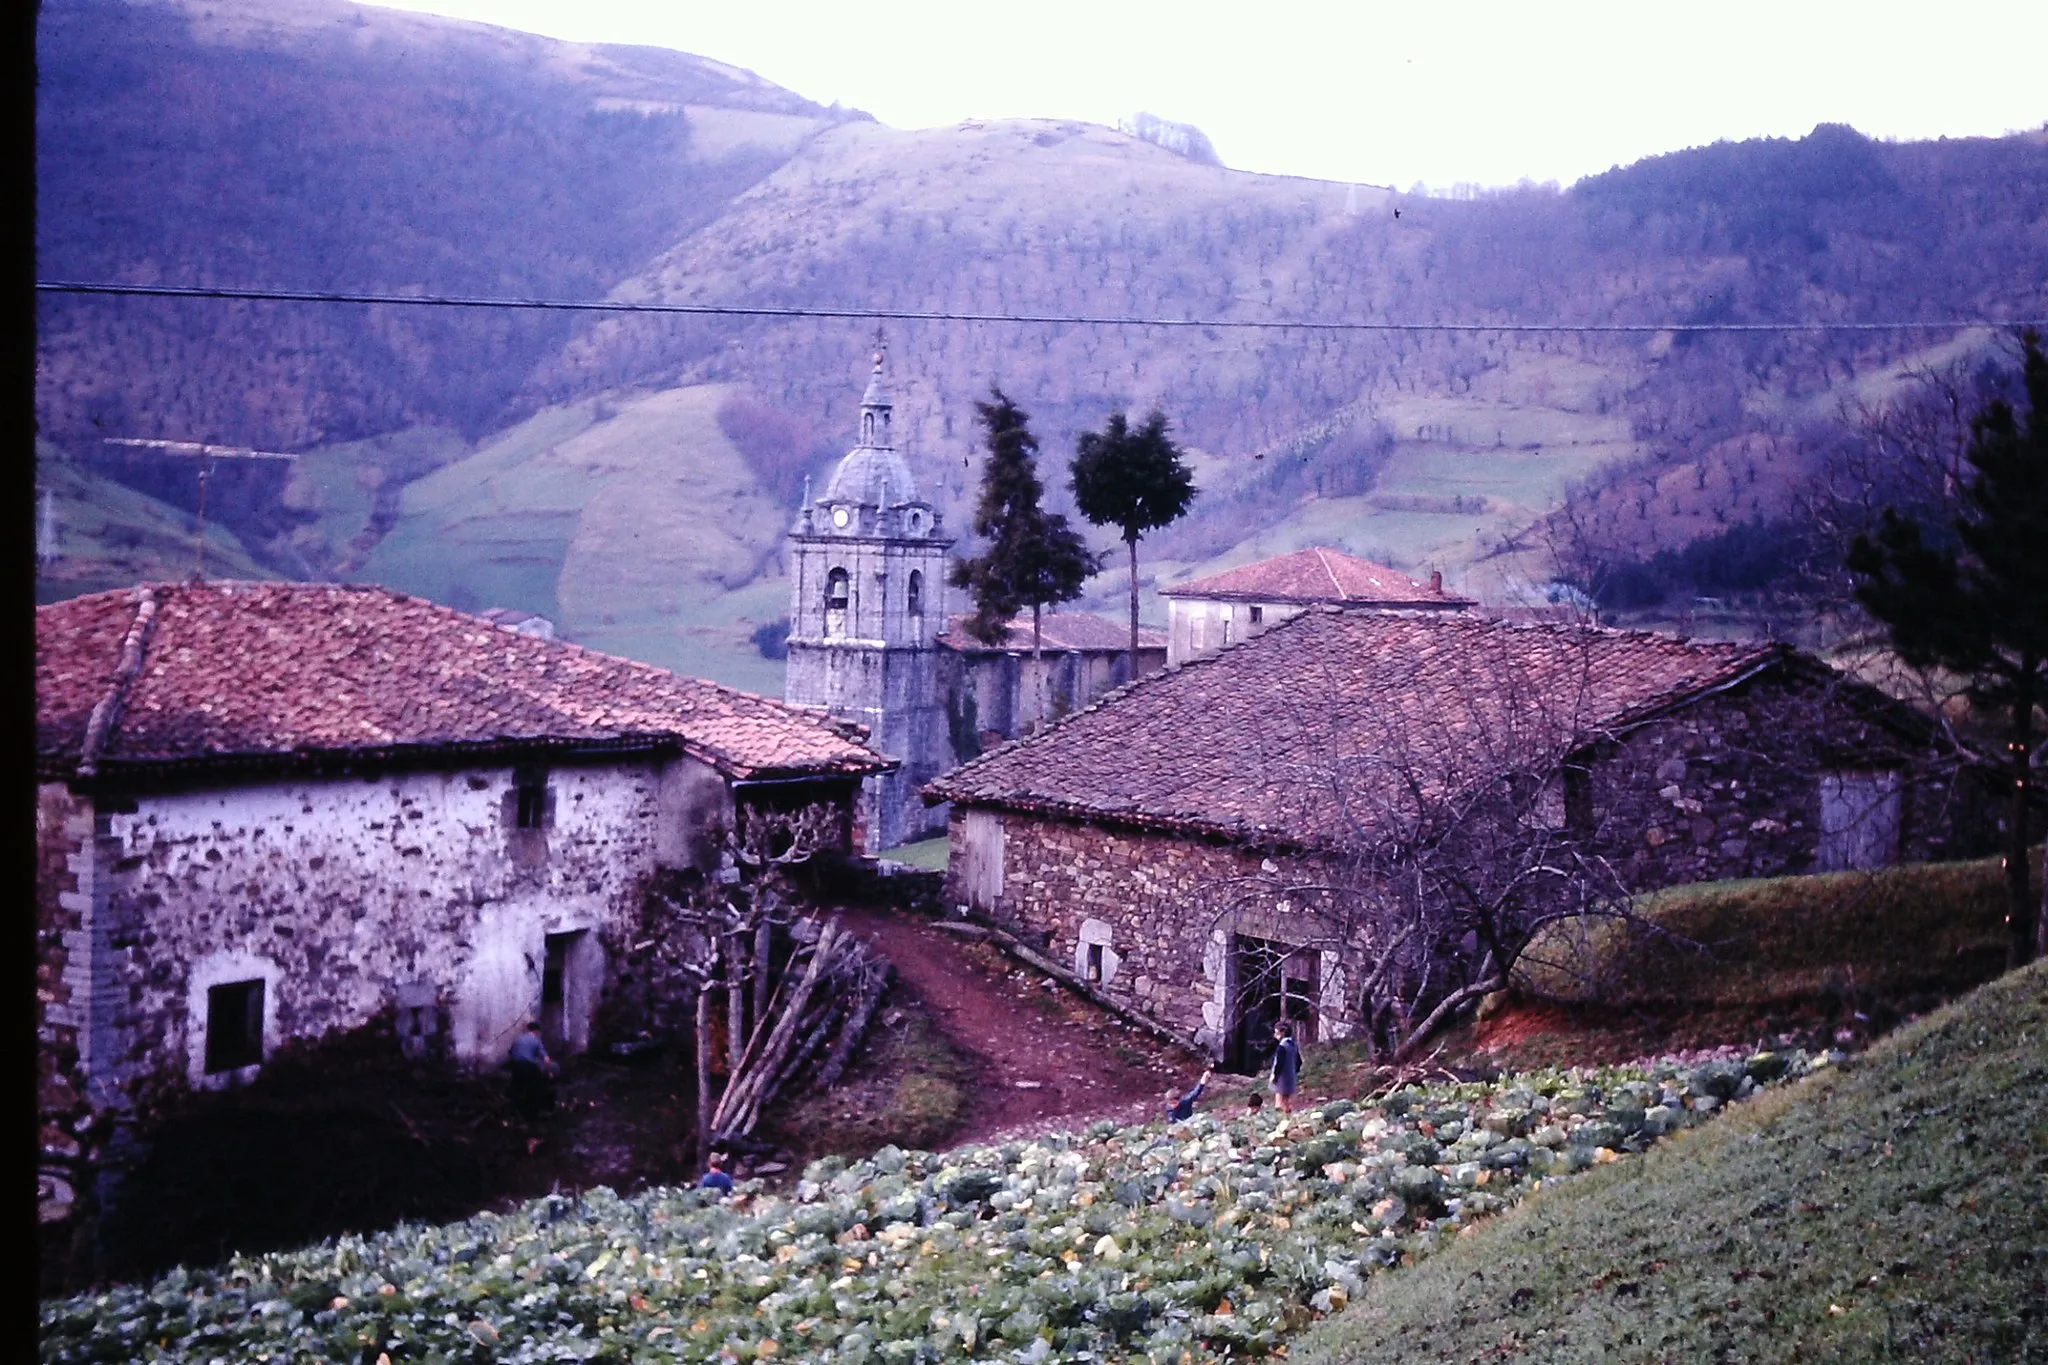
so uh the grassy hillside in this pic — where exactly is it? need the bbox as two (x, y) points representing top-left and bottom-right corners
(35, 0), (852, 455)
(1295, 959), (2048, 1363)
(1518, 855), (2026, 1010)
(36, 0), (2048, 682)
(34, 445), (276, 603)
(348, 387), (794, 689)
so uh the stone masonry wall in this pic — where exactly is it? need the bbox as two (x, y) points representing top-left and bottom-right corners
(37, 783), (95, 1229)
(952, 668), (1963, 1061)
(1583, 673), (1958, 886)
(82, 759), (673, 1103)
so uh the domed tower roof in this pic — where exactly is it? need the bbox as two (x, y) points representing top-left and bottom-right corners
(820, 335), (921, 508)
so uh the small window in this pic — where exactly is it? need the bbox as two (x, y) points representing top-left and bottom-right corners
(516, 777), (549, 829)
(1085, 942), (1105, 984)
(1249, 605), (1264, 625)
(907, 570), (924, 617)
(204, 980), (264, 1073)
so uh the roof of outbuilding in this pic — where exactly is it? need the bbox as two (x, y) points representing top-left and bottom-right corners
(36, 581), (890, 783)
(938, 611), (1168, 654)
(927, 607), (1793, 846)
(1161, 546), (1474, 607)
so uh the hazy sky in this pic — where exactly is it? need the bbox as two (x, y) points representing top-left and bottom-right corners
(368, 0), (2048, 188)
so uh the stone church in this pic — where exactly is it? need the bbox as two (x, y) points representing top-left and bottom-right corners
(785, 344), (1164, 851)
(783, 345), (956, 852)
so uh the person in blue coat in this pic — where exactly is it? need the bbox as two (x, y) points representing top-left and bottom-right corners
(1165, 1068), (1214, 1122)
(1269, 1021), (1302, 1114)
(699, 1151), (735, 1196)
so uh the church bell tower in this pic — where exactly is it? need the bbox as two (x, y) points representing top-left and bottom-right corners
(784, 338), (953, 852)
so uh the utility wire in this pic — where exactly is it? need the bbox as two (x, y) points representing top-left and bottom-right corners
(34, 280), (2047, 335)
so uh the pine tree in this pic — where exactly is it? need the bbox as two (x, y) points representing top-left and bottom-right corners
(1070, 409), (1199, 678)
(949, 388), (1097, 654)
(1847, 330), (2048, 967)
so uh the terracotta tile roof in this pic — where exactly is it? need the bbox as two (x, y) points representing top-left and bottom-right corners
(938, 611), (1167, 654)
(928, 607), (1786, 846)
(37, 581), (889, 782)
(1161, 546), (1474, 607)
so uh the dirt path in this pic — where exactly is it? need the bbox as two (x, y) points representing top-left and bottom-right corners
(835, 906), (1209, 1145)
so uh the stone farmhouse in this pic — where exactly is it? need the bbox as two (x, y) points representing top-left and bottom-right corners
(36, 580), (886, 1225)
(929, 606), (1967, 1069)
(1159, 546), (1473, 665)
(785, 343), (1162, 851)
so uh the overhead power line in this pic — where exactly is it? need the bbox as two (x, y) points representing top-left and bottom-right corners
(34, 280), (2047, 336)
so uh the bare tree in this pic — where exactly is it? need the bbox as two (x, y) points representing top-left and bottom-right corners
(1196, 627), (1689, 1066)
(610, 800), (890, 1155)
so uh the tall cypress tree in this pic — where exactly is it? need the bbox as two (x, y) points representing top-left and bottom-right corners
(1070, 409), (1198, 679)
(1847, 330), (2048, 967)
(949, 388), (1096, 655)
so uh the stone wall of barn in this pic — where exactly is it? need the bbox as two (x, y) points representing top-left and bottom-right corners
(944, 807), (1351, 1061)
(33, 752), (764, 1125)
(946, 668), (1966, 1063)
(1580, 672), (1964, 884)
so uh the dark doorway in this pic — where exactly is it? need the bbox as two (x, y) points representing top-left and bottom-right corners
(1229, 935), (1317, 1073)
(541, 931), (584, 1051)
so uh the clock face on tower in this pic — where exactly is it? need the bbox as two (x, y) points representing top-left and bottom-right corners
(831, 506), (850, 528)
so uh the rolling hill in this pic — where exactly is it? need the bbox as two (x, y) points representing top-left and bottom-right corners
(34, 0), (2048, 685)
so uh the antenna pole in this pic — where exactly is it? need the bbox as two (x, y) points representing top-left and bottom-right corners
(195, 458), (209, 578)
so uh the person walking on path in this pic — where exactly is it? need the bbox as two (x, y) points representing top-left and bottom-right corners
(507, 1022), (559, 1120)
(1269, 1021), (1302, 1114)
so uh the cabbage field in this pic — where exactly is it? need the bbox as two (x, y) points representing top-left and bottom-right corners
(41, 1047), (1836, 1364)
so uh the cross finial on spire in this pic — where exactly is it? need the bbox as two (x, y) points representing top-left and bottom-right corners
(872, 325), (887, 375)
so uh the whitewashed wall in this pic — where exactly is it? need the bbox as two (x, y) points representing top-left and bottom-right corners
(73, 754), (728, 1099)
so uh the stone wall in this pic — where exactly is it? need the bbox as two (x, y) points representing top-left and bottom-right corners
(947, 667), (1965, 1063)
(1581, 673), (1961, 885)
(946, 808), (1346, 1060)
(37, 783), (95, 1229)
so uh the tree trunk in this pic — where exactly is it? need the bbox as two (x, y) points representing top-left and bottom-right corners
(694, 985), (713, 1159)
(2009, 665), (2038, 970)
(727, 938), (748, 1077)
(752, 918), (774, 1034)
(1126, 536), (1140, 684)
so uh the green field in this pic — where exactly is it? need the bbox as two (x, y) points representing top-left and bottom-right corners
(35, 446), (275, 603)
(1296, 959), (2048, 1363)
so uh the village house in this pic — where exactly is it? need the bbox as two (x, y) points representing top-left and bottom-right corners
(785, 343), (1163, 850)
(937, 610), (1167, 761)
(929, 606), (1969, 1069)
(36, 580), (887, 1227)
(1159, 545), (1473, 665)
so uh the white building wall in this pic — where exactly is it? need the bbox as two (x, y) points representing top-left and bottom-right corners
(1165, 598), (1307, 665)
(82, 754), (725, 1097)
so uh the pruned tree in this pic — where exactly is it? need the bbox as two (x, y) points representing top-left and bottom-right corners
(1071, 409), (1198, 676)
(1847, 329), (2048, 967)
(609, 800), (890, 1156)
(949, 387), (1097, 655)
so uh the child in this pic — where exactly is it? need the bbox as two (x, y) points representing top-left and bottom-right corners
(1165, 1069), (1213, 1122)
(699, 1151), (735, 1196)
(1242, 1091), (1265, 1118)
(1270, 1021), (1301, 1114)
